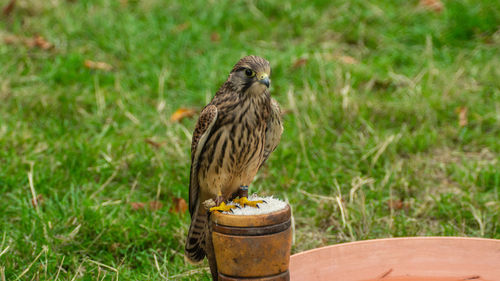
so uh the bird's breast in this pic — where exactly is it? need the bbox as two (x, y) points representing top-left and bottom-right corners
(226, 104), (266, 171)
(198, 99), (268, 192)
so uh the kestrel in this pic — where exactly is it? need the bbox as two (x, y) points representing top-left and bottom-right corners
(185, 55), (283, 264)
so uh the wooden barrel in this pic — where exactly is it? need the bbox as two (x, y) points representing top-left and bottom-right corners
(211, 204), (292, 281)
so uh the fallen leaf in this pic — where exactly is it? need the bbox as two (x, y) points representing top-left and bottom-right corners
(3, 34), (53, 50)
(109, 242), (121, 252)
(30, 35), (53, 50)
(174, 22), (190, 32)
(387, 199), (410, 211)
(420, 0), (443, 12)
(149, 201), (163, 211)
(31, 194), (44, 208)
(210, 32), (221, 42)
(170, 108), (197, 122)
(145, 138), (164, 149)
(456, 106), (468, 127)
(84, 60), (113, 71)
(339, 55), (358, 64)
(292, 58), (308, 69)
(387, 199), (403, 210)
(130, 202), (145, 210)
(2, 0), (16, 16)
(170, 197), (188, 214)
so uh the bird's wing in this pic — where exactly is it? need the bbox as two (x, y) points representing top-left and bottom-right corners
(260, 98), (283, 168)
(189, 104), (218, 216)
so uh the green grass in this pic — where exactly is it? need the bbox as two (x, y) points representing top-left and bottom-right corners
(1, 0), (499, 279)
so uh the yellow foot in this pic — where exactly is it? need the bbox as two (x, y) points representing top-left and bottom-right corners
(209, 202), (236, 213)
(232, 197), (263, 208)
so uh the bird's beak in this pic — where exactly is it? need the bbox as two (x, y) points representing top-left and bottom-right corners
(258, 73), (270, 88)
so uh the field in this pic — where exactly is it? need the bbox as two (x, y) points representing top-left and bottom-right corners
(0, 0), (499, 280)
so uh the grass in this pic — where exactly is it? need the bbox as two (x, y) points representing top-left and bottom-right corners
(1, 0), (499, 279)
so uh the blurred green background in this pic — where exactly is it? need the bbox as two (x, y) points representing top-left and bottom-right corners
(0, 0), (499, 279)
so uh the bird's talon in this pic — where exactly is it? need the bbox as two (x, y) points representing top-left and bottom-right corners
(232, 197), (264, 208)
(209, 202), (236, 213)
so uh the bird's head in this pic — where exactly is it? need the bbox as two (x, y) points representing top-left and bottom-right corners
(228, 55), (271, 96)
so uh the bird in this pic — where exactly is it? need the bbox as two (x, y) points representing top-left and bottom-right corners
(184, 55), (283, 265)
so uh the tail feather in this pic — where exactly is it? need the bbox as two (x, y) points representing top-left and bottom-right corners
(185, 204), (207, 263)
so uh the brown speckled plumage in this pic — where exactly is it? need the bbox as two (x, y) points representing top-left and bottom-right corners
(185, 56), (283, 264)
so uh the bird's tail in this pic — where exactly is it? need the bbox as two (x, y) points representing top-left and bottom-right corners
(184, 203), (207, 264)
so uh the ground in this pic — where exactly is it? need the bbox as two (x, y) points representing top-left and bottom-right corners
(0, 0), (499, 280)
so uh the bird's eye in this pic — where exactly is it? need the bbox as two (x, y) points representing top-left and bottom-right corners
(244, 69), (255, 77)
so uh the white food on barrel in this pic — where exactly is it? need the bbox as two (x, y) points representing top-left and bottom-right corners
(224, 194), (287, 215)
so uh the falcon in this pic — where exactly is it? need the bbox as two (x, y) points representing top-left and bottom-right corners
(184, 55), (283, 264)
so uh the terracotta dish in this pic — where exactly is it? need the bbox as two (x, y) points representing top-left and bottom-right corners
(289, 237), (500, 281)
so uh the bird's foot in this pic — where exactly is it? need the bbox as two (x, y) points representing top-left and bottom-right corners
(232, 197), (263, 208)
(209, 202), (236, 213)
